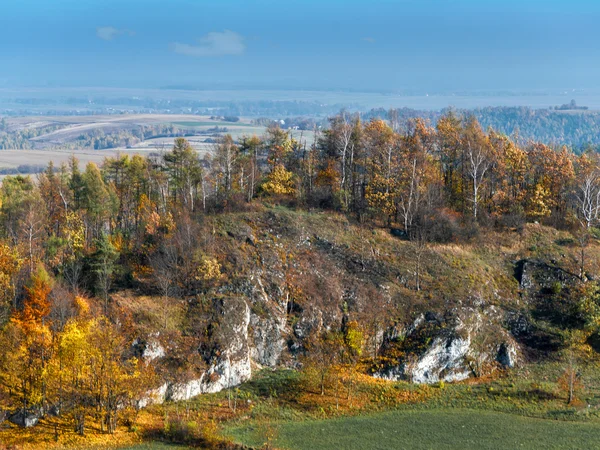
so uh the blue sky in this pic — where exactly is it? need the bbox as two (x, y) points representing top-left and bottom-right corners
(1, 0), (599, 91)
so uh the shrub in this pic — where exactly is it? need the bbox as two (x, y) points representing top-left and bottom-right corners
(551, 282), (563, 296)
(163, 415), (201, 443)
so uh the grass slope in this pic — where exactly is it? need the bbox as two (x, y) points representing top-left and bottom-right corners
(122, 445), (187, 450)
(229, 408), (599, 450)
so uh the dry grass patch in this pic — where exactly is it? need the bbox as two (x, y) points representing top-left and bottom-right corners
(114, 292), (186, 333)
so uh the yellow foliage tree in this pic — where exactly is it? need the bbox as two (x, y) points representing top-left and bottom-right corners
(0, 243), (23, 315)
(365, 173), (397, 218)
(1, 266), (54, 411)
(195, 255), (222, 283)
(261, 164), (296, 195)
(528, 181), (552, 220)
(57, 309), (153, 435)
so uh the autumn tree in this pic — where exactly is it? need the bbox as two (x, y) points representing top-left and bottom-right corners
(463, 118), (492, 221)
(57, 211), (86, 292)
(0, 243), (23, 319)
(302, 331), (343, 396)
(341, 320), (364, 406)
(91, 233), (120, 314)
(573, 153), (600, 279)
(194, 252), (223, 292)
(150, 240), (179, 329)
(397, 118), (440, 231)
(103, 154), (149, 235)
(298, 129), (320, 203)
(364, 119), (398, 224)
(57, 300), (152, 435)
(558, 351), (583, 405)
(38, 161), (71, 236)
(488, 133), (528, 219)
(57, 303), (95, 435)
(1, 267), (54, 413)
(526, 144), (574, 221)
(90, 318), (144, 433)
(213, 134), (240, 197)
(314, 158), (341, 207)
(239, 135), (263, 201)
(80, 162), (117, 240)
(261, 165), (295, 196)
(347, 117), (366, 217)
(261, 128), (298, 197)
(324, 111), (360, 208)
(0, 176), (47, 263)
(575, 153), (600, 229)
(163, 138), (203, 212)
(436, 112), (465, 212)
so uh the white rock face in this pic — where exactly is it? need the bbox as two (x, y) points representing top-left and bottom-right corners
(137, 383), (169, 408)
(172, 298), (252, 400)
(496, 342), (518, 368)
(143, 297), (254, 404)
(376, 307), (520, 384)
(143, 339), (166, 361)
(250, 311), (286, 367)
(136, 353), (254, 405)
(411, 335), (471, 383)
(169, 354), (252, 400)
(131, 334), (166, 363)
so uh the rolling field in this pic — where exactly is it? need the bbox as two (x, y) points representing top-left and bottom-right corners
(0, 148), (162, 179)
(227, 408), (600, 450)
(170, 120), (255, 128)
(5, 114), (254, 151)
(0, 114), (316, 173)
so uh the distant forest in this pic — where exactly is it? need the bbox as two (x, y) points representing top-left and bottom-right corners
(364, 106), (600, 152)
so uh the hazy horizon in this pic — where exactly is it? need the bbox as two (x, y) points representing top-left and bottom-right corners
(2, 0), (600, 92)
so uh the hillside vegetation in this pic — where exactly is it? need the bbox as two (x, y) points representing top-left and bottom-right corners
(1, 114), (600, 447)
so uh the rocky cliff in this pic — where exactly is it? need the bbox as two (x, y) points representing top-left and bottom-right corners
(123, 210), (591, 400)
